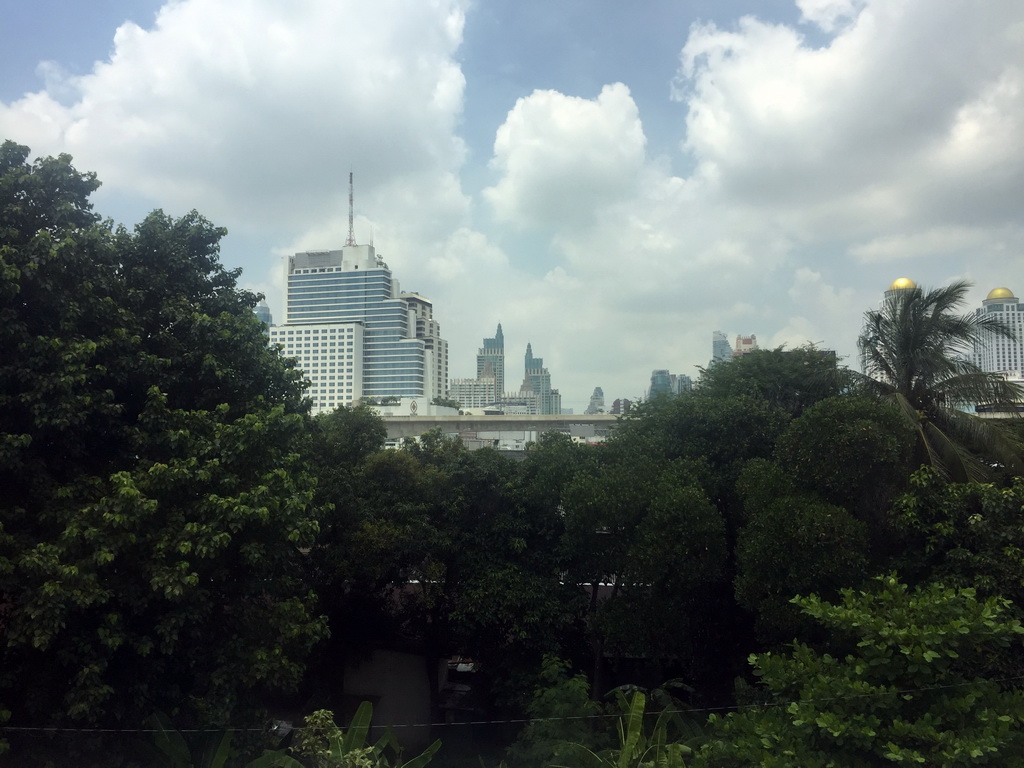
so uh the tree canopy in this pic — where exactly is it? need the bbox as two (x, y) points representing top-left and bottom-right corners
(0, 141), (323, 763)
(698, 576), (1024, 767)
(696, 345), (846, 417)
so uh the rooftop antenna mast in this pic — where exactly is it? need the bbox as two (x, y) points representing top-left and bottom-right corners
(345, 171), (357, 247)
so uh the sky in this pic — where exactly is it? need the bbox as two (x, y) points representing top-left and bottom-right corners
(2, 0), (1023, 412)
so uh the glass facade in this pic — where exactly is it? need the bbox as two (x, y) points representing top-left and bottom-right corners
(477, 323), (505, 397)
(272, 244), (447, 412)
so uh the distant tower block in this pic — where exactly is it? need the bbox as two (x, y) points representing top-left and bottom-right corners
(733, 334), (758, 357)
(711, 331), (732, 365)
(971, 286), (1024, 378)
(477, 323), (505, 397)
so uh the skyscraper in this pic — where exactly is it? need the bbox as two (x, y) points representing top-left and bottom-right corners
(649, 369), (672, 398)
(519, 343), (562, 415)
(585, 386), (605, 415)
(711, 331), (732, 365)
(971, 287), (1024, 381)
(254, 302), (272, 335)
(269, 244), (447, 413)
(477, 323), (505, 396)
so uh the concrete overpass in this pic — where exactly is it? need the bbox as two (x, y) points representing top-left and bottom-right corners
(382, 414), (619, 440)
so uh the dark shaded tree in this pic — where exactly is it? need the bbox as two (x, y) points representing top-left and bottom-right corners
(734, 460), (870, 645)
(0, 142), (324, 763)
(892, 469), (1024, 682)
(696, 345), (847, 417)
(773, 396), (915, 517)
(560, 454), (727, 698)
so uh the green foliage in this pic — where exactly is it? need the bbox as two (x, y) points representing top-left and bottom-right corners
(506, 657), (606, 768)
(734, 461), (870, 644)
(0, 142), (324, 761)
(697, 576), (1024, 766)
(312, 405), (387, 470)
(894, 471), (1024, 647)
(144, 712), (301, 768)
(696, 345), (847, 417)
(774, 395), (916, 514)
(558, 691), (697, 768)
(612, 395), (788, 472)
(291, 704), (440, 768)
(561, 456), (727, 665)
(431, 396), (461, 409)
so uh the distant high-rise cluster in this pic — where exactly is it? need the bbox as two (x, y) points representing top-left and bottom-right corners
(648, 370), (692, 398)
(268, 243), (448, 413)
(450, 325), (562, 414)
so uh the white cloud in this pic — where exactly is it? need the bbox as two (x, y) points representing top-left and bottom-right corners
(484, 83), (646, 230)
(0, 0), (470, 236)
(849, 226), (1024, 264)
(673, 0), (1024, 242)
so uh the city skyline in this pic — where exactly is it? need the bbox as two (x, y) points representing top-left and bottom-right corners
(2, 1), (1021, 411)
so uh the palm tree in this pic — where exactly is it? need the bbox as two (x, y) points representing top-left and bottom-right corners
(857, 279), (1024, 481)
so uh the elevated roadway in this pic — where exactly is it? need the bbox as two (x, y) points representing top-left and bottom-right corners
(382, 414), (619, 440)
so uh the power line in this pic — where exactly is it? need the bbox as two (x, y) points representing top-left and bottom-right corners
(3, 674), (1023, 735)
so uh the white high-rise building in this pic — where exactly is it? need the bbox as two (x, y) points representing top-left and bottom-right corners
(971, 287), (1024, 383)
(449, 376), (499, 409)
(269, 244), (448, 414)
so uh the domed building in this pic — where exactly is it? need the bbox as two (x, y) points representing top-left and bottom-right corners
(889, 277), (917, 290)
(883, 277), (917, 301)
(972, 287), (1024, 382)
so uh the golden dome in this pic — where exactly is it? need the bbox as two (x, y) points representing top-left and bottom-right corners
(889, 277), (917, 291)
(986, 287), (1015, 300)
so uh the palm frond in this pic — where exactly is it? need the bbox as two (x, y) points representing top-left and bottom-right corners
(857, 281), (1023, 480)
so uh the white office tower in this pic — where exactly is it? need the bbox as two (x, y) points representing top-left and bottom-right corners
(972, 287), (1024, 382)
(449, 376), (499, 409)
(269, 244), (448, 413)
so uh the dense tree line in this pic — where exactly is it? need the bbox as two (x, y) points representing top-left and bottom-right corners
(3, 142), (1024, 766)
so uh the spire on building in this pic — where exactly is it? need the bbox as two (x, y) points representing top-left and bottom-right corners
(525, 342), (541, 372)
(519, 343), (560, 414)
(345, 171), (357, 247)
